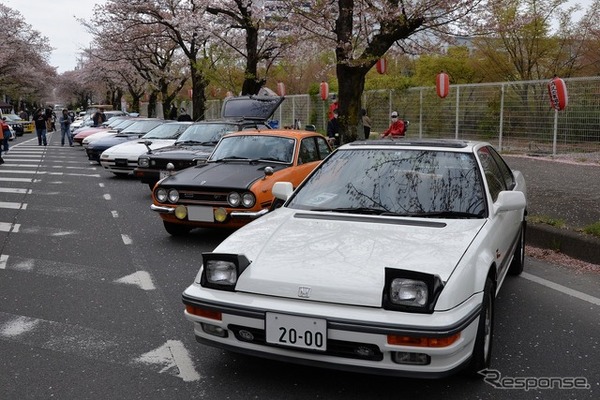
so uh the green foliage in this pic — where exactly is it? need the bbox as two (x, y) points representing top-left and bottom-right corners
(412, 47), (479, 86)
(583, 222), (600, 238)
(529, 215), (566, 228)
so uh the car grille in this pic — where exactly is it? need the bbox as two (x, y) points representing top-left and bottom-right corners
(228, 324), (383, 361)
(177, 188), (230, 206)
(152, 159), (197, 171)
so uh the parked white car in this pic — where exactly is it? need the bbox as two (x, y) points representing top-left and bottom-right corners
(100, 121), (192, 176)
(181, 139), (527, 378)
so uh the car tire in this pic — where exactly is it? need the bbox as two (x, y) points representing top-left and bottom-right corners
(465, 277), (494, 377)
(508, 220), (526, 276)
(163, 221), (191, 236)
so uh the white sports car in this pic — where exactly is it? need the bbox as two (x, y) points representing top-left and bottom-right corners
(100, 121), (192, 176)
(182, 139), (527, 378)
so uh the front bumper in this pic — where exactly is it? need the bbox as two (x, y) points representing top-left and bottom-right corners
(151, 203), (269, 227)
(101, 158), (138, 174)
(182, 286), (483, 378)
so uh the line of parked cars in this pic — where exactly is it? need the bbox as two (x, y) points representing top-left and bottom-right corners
(76, 95), (528, 380)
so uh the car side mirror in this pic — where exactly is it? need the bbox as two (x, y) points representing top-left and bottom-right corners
(272, 182), (294, 201)
(494, 191), (526, 214)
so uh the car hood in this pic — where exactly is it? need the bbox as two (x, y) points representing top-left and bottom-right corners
(162, 161), (289, 189)
(102, 139), (176, 158)
(90, 135), (140, 149)
(149, 144), (216, 161)
(214, 208), (486, 307)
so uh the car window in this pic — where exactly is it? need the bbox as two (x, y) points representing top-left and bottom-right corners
(177, 123), (237, 143)
(298, 137), (319, 164)
(316, 136), (332, 159)
(287, 149), (486, 216)
(477, 147), (507, 202)
(210, 135), (295, 163)
(142, 123), (190, 139)
(486, 146), (515, 190)
(121, 120), (164, 134)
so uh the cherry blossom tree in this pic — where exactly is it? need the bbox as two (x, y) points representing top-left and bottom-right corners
(287, 0), (486, 142)
(0, 4), (56, 111)
(205, 0), (290, 95)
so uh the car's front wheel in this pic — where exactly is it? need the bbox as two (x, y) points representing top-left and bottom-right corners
(466, 277), (494, 377)
(163, 221), (191, 236)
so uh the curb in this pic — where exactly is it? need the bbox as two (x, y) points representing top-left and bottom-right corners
(527, 223), (600, 265)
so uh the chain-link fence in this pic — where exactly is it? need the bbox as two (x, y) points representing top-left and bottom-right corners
(204, 76), (600, 156)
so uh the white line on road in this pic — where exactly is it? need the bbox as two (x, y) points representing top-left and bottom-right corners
(0, 202), (27, 210)
(104, 194), (112, 200)
(121, 234), (132, 245)
(0, 188), (31, 194)
(522, 272), (600, 306)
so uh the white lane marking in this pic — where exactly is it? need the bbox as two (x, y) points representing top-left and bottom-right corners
(133, 340), (201, 382)
(104, 194), (112, 200)
(0, 177), (33, 182)
(121, 234), (132, 245)
(99, 183), (105, 188)
(111, 211), (119, 218)
(0, 254), (8, 269)
(0, 188), (31, 194)
(0, 222), (20, 232)
(0, 315), (40, 337)
(114, 271), (156, 291)
(522, 272), (600, 306)
(0, 202), (27, 209)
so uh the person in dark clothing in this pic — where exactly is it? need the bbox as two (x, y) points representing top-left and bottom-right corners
(177, 108), (192, 121)
(33, 108), (48, 146)
(169, 104), (178, 120)
(327, 109), (340, 146)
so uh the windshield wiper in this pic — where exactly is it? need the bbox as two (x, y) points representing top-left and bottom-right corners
(408, 211), (482, 219)
(176, 140), (204, 145)
(257, 157), (290, 163)
(213, 156), (252, 162)
(312, 207), (392, 215)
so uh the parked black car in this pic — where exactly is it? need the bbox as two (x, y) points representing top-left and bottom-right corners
(134, 95), (283, 189)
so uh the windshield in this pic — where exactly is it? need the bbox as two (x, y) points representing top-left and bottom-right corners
(287, 149), (486, 217)
(112, 119), (136, 130)
(210, 135), (295, 164)
(141, 123), (190, 139)
(176, 123), (238, 144)
(120, 120), (163, 134)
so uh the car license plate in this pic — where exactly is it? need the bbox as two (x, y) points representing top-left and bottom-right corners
(187, 206), (214, 222)
(266, 313), (327, 351)
(115, 159), (128, 167)
(160, 170), (170, 179)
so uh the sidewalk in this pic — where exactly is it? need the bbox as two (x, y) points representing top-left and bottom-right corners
(505, 155), (600, 265)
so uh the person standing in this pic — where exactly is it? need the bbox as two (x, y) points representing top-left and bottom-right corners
(327, 109), (340, 147)
(380, 111), (405, 138)
(92, 108), (107, 127)
(33, 108), (48, 146)
(0, 117), (11, 163)
(169, 104), (178, 120)
(59, 109), (74, 146)
(361, 109), (372, 140)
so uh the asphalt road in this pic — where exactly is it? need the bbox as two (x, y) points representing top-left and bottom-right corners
(0, 132), (598, 399)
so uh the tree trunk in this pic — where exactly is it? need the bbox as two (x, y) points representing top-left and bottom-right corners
(191, 62), (208, 121)
(336, 64), (368, 144)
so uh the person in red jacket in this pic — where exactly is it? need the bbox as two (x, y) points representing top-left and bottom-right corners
(380, 111), (405, 138)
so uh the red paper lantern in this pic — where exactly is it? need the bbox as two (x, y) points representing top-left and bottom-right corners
(320, 81), (329, 101)
(188, 88), (193, 99)
(376, 58), (387, 74)
(436, 72), (450, 99)
(277, 82), (286, 97)
(548, 76), (568, 111)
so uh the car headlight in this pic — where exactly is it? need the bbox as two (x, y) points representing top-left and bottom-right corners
(228, 192), (241, 207)
(382, 269), (444, 313)
(155, 187), (168, 203)
(167, 189), (179, 203)
(200, 253), (251, 291)
(138, 157), (149, 168)
(241, 192), (256, 208)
